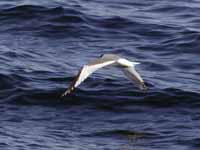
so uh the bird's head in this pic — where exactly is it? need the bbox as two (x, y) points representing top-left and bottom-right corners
(99, 54), (104, 58)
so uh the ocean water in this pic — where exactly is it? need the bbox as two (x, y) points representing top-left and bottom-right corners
(0, 0), (200, 149)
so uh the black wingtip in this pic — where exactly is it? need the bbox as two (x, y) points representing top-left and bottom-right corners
(61, 86), (75, 97)
(61, 90), (70, 97)
(139, 82), (148, 91)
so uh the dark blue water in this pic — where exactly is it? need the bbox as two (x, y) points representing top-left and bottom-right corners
(0, 0), (200, 149)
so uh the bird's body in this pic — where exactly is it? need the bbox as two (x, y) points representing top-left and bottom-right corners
(62, 54), (147, 96)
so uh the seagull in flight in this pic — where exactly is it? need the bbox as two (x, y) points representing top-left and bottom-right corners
(62, 54), (147, 97)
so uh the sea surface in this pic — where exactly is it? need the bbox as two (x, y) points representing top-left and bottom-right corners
(0, 0), (200, 149)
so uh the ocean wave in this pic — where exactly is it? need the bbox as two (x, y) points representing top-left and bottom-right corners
(1, 4), (199, 44)
(81, 129), (158, 139)
(0, 1), (200, 149)
(0, 72), (199, 108)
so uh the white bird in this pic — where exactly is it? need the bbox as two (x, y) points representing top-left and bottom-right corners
(62, 54), (147, 97)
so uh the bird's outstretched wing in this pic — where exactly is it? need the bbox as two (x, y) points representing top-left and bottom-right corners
(62, 59), (116, 96)
(121, 67), (147, 90)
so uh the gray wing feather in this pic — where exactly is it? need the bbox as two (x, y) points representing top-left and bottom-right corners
(62, 60), (116, 96)
(122, 67), (147, 90)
